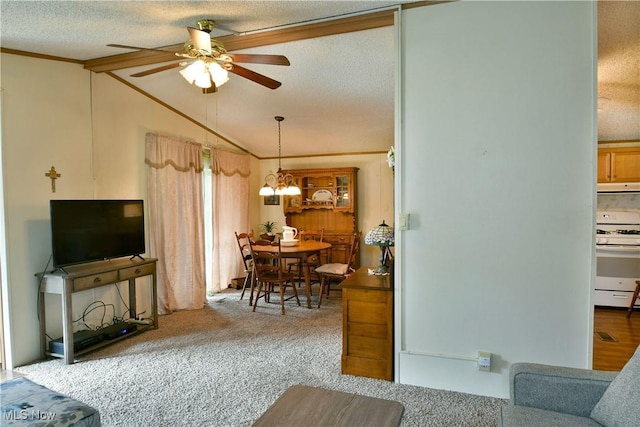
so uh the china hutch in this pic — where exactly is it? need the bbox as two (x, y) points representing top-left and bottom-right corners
(281, 167), (358, 265)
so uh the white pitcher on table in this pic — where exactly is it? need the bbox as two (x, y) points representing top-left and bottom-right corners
(282, 226), (298, 241)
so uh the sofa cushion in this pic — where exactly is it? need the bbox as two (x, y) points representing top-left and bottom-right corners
(510, 363), (614, 417)
(591, 345), (640, 426)
(500, 405), (602, 427)
(0, 377), (101, 426)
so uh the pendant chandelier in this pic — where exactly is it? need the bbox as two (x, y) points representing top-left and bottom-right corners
(259, 116), (301, 196)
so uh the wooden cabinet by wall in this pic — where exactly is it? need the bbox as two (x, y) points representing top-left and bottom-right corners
(281, 167), (358, 264)
(598, 147), (640, 183)
(340, 267), (393, 381)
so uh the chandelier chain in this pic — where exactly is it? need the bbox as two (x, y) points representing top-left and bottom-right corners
(259, 115), (299, 197)
(278, 118), (282, 170)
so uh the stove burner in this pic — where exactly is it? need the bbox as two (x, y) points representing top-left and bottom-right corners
(617, 230), (640, 235)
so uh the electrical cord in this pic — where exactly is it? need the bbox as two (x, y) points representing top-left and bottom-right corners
(113, 282), (131, 317)
(41, 272), (153, 342)
(40, 277), (154, 349)
(73, 300), (116, 330)
(112, 282), (151, 323)
(36, 254), (53, 322)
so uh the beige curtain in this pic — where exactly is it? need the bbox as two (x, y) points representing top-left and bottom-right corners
(208, 148), (250, 293)
(145, 133), (206, 314)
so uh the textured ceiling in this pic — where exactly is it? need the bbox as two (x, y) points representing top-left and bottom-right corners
(1, 0), (410, 158)
(1, 1), (638, 159)
(108, 25), (396, 158)
(597, 1), (640, 142)
(1, 1), (402, 61)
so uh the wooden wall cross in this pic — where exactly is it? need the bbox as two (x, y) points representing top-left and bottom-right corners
(45, 166), (61, 193)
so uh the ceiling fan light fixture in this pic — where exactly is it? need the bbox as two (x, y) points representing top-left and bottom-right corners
(117, 19), (288, 92)
(179, 60), (206, 84)
(208, 62), (229, 87)
(180, 59), (228, 89)
(194, 69), (213, 89)
(195, 19), (215, 33)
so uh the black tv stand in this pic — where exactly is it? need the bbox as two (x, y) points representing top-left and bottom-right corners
(130, 254), (145, 262)
(38, 257), (157, 364)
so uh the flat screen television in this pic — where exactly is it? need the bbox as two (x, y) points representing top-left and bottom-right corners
(50, 199), (145, 268)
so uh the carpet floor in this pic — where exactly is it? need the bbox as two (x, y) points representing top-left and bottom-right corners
(18, 286), (506, 426)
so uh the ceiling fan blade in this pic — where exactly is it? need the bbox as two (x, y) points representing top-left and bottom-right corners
(227, 53), (290, 66)
(188, 27), (212, 54)
(107, 43), (175, 54)
(228, 64), (282, 89)
(130, 62), (181, 77)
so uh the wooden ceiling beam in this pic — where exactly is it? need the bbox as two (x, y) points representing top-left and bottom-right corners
(84, 9), (394, 73)
(221, 9), (393, 51)
(83, 48), (181, 73)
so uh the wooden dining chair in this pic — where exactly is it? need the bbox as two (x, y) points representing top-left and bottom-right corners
(234, 231), (255, 305)
(628, 281), (640, 318)
(315, 231), (361, 308)
(249, 239), (301, 315)
(287, 229), (325, 288)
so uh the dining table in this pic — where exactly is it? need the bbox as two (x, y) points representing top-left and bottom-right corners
(252, 240), (332, 309)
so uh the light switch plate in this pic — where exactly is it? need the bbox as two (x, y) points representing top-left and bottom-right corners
(399, 213), (409, 230)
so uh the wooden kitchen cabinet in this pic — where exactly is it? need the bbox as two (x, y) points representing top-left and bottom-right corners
(340, 267), (393, 380)
(281, 167), (358, 265)
(598, 146), (640, 183)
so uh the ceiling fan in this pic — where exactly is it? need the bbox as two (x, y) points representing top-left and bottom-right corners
(108, 19), (290, 93)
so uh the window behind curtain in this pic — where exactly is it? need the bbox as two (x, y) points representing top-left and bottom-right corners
(203, 150), (214, 295)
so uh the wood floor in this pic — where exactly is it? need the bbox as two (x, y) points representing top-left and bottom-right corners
(593, 307), (640, 371)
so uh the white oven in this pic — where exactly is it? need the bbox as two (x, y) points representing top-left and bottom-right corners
(594, 211), (640, 308)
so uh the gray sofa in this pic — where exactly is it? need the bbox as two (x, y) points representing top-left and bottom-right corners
(499, 345), (640, 426)
(0, 377), (101, 426)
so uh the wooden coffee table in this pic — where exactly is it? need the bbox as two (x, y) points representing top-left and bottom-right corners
(252, 384), (404, 427)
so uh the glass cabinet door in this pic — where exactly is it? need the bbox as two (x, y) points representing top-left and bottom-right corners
(335, 175), (351, 209)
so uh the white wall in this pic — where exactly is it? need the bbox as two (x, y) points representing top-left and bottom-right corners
(0, 57), (255, 367)
(397, 1), (597, 397)
(1, 55), (94, 367)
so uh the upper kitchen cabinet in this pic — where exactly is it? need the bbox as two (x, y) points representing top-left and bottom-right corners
(598, 146), (640, 183)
